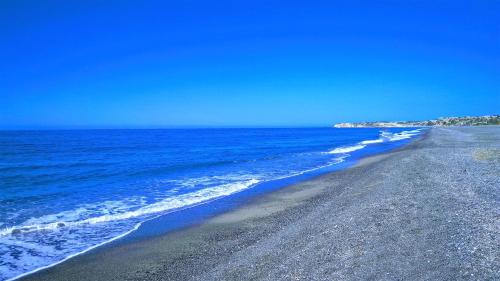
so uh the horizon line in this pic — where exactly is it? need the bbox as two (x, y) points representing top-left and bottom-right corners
(0, 125), (335, 131)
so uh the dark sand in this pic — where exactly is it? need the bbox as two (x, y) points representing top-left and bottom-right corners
(21, 127), (499, 281)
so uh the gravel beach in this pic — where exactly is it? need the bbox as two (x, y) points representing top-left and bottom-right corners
(21, 127), (499, 281)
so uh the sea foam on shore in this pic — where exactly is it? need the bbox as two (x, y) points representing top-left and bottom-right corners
(328, 129), (422, 154)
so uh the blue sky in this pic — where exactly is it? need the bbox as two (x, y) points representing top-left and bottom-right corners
(1, 0), (499, 128)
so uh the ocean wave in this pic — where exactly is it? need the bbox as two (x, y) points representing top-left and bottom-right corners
(1, 154), (353, 238)
(0, 179), (260, 237)
(359, 138), (384, 145)
(1, 221), (142, 281)
(327, 144), (366, 154)
(327, 128), (423, 155)
(380, 129), (422, 141)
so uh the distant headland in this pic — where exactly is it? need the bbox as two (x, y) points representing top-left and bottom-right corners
(334, 115), (500, 128)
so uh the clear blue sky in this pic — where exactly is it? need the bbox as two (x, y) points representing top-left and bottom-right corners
(1, 0), (499, 129)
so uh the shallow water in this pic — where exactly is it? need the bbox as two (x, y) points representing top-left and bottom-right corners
(0, 127), (423, 280)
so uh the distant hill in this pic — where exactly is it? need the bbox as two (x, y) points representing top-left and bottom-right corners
(334, 115), (500, 128)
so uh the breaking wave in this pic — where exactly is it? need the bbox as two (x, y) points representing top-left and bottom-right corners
(327, 128), (423, 155)
(327, 144), (366, 154)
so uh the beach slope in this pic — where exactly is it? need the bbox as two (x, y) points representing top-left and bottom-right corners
(21, 127), (499, 281)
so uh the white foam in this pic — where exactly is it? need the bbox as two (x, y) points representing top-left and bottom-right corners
(359, 138), (384, 145)
(380, 128), (422, 142)
(0, 179), (260, 237)
(327, 144), (366, 154)
(271, 155), (348, 181)
(5, 222), (142, 281)
(326, 128), (423, 156)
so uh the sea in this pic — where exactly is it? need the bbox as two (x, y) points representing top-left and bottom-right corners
(0, 127), (424, 280)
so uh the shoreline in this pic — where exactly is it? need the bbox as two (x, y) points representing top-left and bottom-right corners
(19, 127), (499, 280)
(8, 130), (424, 281)
(15, 131), (423, 281)
(16, 131), (426, 280)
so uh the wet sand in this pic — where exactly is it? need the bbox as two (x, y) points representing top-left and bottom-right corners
(20, 127), (499, 280)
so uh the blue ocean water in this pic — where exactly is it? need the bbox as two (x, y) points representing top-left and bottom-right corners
(0, 128), (423, 280)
